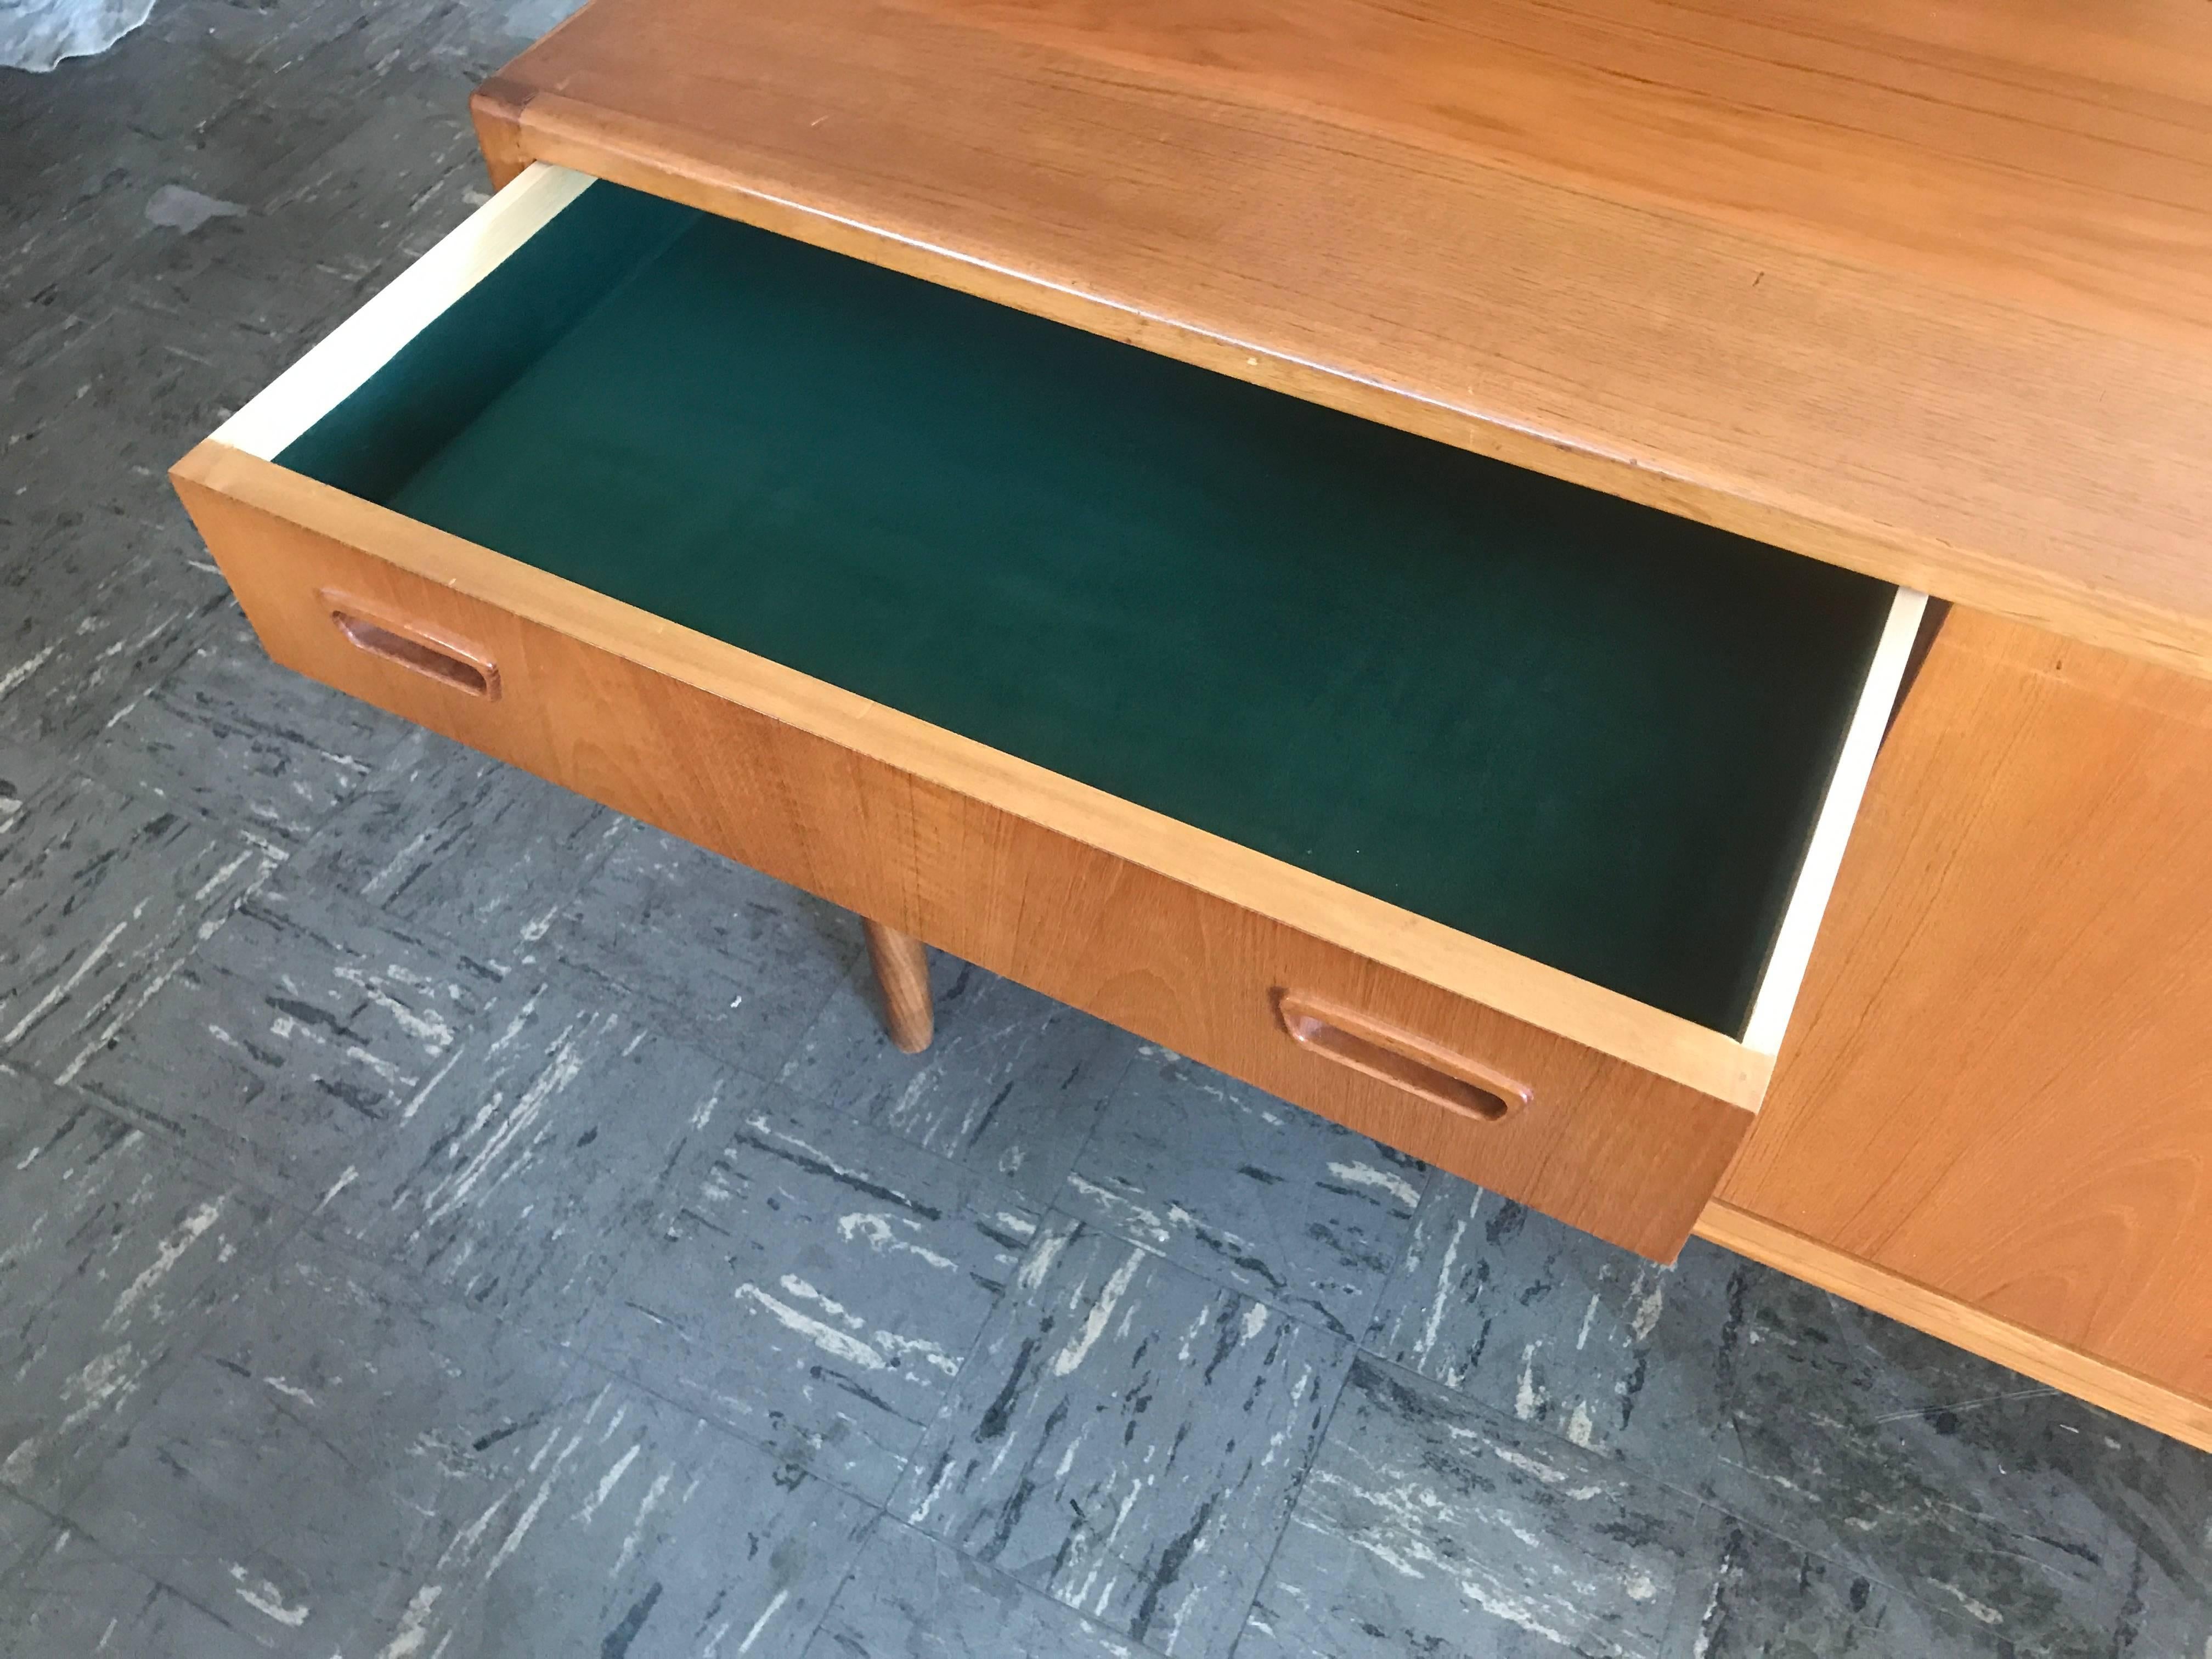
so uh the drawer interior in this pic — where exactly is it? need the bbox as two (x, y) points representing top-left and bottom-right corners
(258, 176), (1903, 1039)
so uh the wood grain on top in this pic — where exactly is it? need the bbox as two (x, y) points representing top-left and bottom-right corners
(475, 0), (2212, 675)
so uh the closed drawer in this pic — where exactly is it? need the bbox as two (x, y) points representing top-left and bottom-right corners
(172, 164), (1922, 1260)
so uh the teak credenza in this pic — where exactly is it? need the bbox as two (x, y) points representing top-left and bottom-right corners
(171, 0), (2212, 1450)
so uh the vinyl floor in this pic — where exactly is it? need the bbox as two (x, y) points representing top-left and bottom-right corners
(1, 4), (2207, 1652)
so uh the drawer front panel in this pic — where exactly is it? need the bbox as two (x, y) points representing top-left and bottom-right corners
(177, 458), (1755, 1260)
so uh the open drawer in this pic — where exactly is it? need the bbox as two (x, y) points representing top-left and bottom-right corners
(172, 163), (1924, 1260)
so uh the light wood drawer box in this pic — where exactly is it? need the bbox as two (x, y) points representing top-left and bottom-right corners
(172, 164), (1922, 1261)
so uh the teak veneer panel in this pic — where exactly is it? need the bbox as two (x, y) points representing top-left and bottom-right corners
(473, 0), (2212, 677)
(1722, 607), (2212, 1401)
(173, 441), (1757, 1260)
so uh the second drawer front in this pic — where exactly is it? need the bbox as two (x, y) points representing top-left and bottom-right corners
(177, 465), (1755, 1260)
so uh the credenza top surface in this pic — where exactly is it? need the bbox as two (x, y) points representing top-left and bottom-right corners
(481, 0), (2212, 675)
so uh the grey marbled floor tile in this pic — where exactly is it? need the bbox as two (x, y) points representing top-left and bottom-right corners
(0, 737), (36, 840)
(419, 1369), (877, 1659)
(0, 1060), (74, 1168)
(1675, 1521), (2016, 1658)
(1708, 1268), (2212, 1658)
(541, 819), (860, 1077)
(23, 1230), (877, 1655)
(280, 730), (623, 955)
(898, 1216), (1352, 1659)
(0, 298), (332, 559)
(584, 1076), (1040, 1504)
(0, 1485), (57, 1582)
(312, 978), (733, 1333)
(1238, 1356), (1710, 1659)
(0, 1097), (292, 1510)
(2, 384), (255, 618)
(1363, 1180), (1736, 1472)
(108, 87), (486, 340)
(70, 883), (506, 1207)
(0, 1525), (263, 1658)
(806, 1513), (1147, 1659)
(0, 550), (232, 767)
(81, 614), (414, 847)
(60, 1233), (586, 1655)
(0, 771), (284, 1087)
(779, 950), (1135, 1207)
(0, 59), (484, 486)
(49, 1223), (874, 1656)
(1060, 1043), (1425, 1340)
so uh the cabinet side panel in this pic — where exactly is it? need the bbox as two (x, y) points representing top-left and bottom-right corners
(1722, 606), (2212, 1398)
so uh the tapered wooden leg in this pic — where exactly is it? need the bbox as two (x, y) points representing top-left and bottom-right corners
(862, 918), (934, 1053)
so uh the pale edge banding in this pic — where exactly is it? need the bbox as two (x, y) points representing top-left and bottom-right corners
(211, 162), (590, 460)
(1740, 585), (1928, 1056)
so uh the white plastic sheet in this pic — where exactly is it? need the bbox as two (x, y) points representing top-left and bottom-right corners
(2, 0), (155, 72)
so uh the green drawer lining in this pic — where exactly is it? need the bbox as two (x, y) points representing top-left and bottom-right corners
(279, 179), (1895, 1036)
